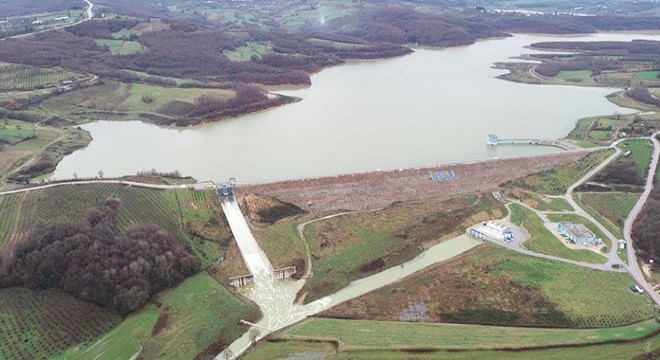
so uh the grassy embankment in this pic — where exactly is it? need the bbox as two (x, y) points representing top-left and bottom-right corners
(506, 149), (613, 195)
(276, 318), (660, 351)
(56, 273), (259, 360)
(244, 333), (660, 360)
(509, 203), (607, 263)
(298, 194), (506, 303)
(321, 244), (650, 328)
(506, 189), (573, 211)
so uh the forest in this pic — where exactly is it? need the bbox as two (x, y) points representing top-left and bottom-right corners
(0, 198), (201, 314)
(633, 180), (660, 261)
(627, 86), (660, 108)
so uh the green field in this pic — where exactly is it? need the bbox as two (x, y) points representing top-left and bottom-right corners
(507, 150), (614, 195)
(245, 333), (660, 360)
(580, 192), (639, 231)
(0, 185), (230, 267)
(546, 70), (598, 86)
(57, 273), (259, 360)
(95, 39), (148, 55)
(509, 204), (607, 263)
(0, 63), (80, 90)
(618, 139), (654, 178)
(0, 288), (120, 360)
(39, 80), (235, 120)
(223, 41), (272, 61)
(0, 128), (35, 144)
(633, 70), (660, 80)
(277, 318), (660, 351)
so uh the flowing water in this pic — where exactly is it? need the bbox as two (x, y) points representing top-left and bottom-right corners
(218, 232), (482, 359)
(52, 32), (660, 182)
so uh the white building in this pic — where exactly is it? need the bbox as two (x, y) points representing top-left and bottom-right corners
(469, 221), (512, 242)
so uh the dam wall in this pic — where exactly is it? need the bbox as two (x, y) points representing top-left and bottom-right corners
(238, 150), (594, 212)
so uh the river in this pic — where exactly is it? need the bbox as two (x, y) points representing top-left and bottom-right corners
(52, 33), (660, 182)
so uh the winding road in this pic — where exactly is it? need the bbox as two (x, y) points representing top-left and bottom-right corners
(625, 130), (660, 305)
(4, 0), (94, 40)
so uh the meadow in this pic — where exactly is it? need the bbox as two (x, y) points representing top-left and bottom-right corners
(322, 243), (651, 328)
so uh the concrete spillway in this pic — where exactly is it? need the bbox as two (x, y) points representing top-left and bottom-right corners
(221, 198), (274, 276)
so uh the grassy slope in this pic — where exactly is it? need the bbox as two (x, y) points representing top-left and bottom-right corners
(244, 332), (660, 360)
(58, 273), (259, 360)
(510, 204), (607, 263)
(322, 244), (651, 327)
(299, 195), (506, 303)
(251, 217), (308, 270)
(507, 150), (613, 195)
(579, 192), (639, 232)
(278, 318), (660, 350)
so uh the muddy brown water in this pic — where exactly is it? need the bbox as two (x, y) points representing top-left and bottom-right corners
(52, 33), (660, 182)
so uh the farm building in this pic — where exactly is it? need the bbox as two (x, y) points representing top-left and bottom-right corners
(468, 221), (513, 242)
(557, 222), (602, 246)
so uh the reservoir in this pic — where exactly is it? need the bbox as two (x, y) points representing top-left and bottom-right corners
(52, 33), (660, 182)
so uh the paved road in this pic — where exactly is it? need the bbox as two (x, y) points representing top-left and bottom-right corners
(0, 179), (188, 196)
(564, 143), (625, 268)
(624, 130), (660, 305)
(3, 0), (94, 40)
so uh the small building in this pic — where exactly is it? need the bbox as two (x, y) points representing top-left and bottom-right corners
(557, 222), (602, 246)
(469, 221), (513, 242)
(487, 134), (499, 146)
(618, 239), (626, 250)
